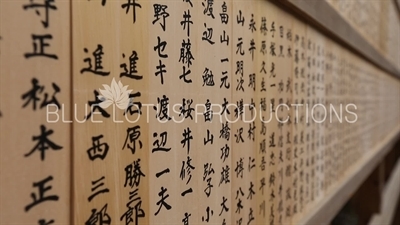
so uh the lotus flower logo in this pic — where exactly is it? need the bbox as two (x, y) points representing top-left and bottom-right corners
(97, 78), (133, 111)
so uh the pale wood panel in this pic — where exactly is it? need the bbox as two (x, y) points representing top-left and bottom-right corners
(274, 7), (294, 224)
(0, 0), (71, 224)
(0, 1), (399, 225)
(231, 2), (257, 225)
(192, 1), (234, 224)
(146, 1), (181, 224)
(118, 2), (150, 225)
(260, 2), (280, 224)
(71, 1), (149, 224)
(254, 1), (269, 224)
(281, 0), (400, 78)
(291, 16), (308, 224)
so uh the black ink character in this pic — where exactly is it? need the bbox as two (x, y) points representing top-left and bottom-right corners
(182, 212), (191, 225)
(22, 78), (44, 110)
(124, 159), (145, 188)
(249, 14), (256, 33)
(181, 10), (193, 37)
(155, 59), (167, 85)
(180, 156), (195, 184)
(201, 206), (214, 222)
(155, 187), (171, 216)
(179, 39), (195, 68)
(25, 125), (62, 161)
(183, 0), (193, 7)
(181, 127), (193, 154)
(152, 132), (171, 153)
(153, 95), (172, 121)
(25, 175), (59, 212)
(219, 165), (230, 186)
(87, 135), (109, 161)
(202, 0), (215, 19)
(25, 34), (57, 59)
(204, 129), (214, 145)
(235, 188), (244, 214)
(219, 121), (230, 141)
(260, 17), (268, 36)
(202, 23), (215, 45)
(38, 219), (54, 225)
(220, 2), (229, 24)
(220, 30), (229, 46)
(88, 176), (109, 202)
(220, 144), (230, 163)
(235, 158), (244, 178)
(120, 189), (145, 225)
(179, 98), (195, 120)
(249, 39), (256, 60)
(248, 73), (255, 91)
(260, 63), (267, 80)
(120, 51), (143, 80)
(153, 4), (169, 31)
(203, 99), (213, 122)
(237, 10), (244, 26)
(80, 45), (110, 76)
(122, 126), (143, 154)
(179, 66), (192, 83)
(236, 38), (244, 55)
(23, 0), (57, 28)
(122, 0), (142, 23)
(85, 90), (110, 120)
(203, 67), (215, 86)
(86, 204), (111, 225)
(219, 196), (229, 216)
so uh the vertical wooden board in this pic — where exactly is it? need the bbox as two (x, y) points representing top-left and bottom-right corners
(307, 26), (317, 209)
(361, 60), (368, 154)
(72, 1), (150, 224)
(261, 2), (280, 224)
(326, 39), (341, 193)
(355, 53), (362, 162)
(189, 0), (234, 224)
(273, 7), (294, 225)
(381, 68), (389, 136)
(342, 47), (351, 178)
(370, 64), (379, 148)
(387, 3), (400, 69)
(359, 60), (370, 155)
(323, 37), (331, 196)
(315, 29), (326, 206)
(254, 1), (269, 224)
(347, 51), (358, 169)
(146, 1), (234, 224)
(333, 40), (341, 182)
(247, 7), (258, 221)
(379, 0), (389, 56)
(370, 63), (378, 149)
(118, 2), (150, 225)
(195, 0), (234, 224)
(72, 2), (117, 222)
(177, 1), (202, 223)
(0, 0), (70, 224)
(340, 48), (348, 178)
(146, 1), (181, 224)
(290, 16), (308, 224)
(231, 1), (256, 225)
(338, 48), (348, 179)
(195, 0), (219, 222)
(304, 25), (326, 212)
(372, 65), (381, 146)
(303, 24), (314, 215)
(214, 1), (234, 224)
